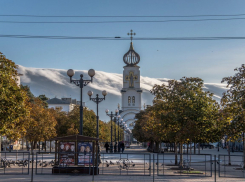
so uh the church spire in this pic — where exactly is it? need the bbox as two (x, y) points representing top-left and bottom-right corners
(128, 29), (135, 50)
(123, 29), (140, 66)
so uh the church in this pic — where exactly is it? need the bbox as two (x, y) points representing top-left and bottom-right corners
(119, 30), (142, 137)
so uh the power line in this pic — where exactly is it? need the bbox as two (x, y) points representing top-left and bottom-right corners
(1, 14), (245, 18)
(1, 35), (245, 40)
(0, 17), (245, 24)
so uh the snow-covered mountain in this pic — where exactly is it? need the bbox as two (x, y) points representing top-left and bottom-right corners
(18, 66), (228, 121)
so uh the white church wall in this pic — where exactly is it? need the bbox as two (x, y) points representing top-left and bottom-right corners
(122, 89), (141, 110)
(120, 110), (138, 129)
(123, 66), (141, 89)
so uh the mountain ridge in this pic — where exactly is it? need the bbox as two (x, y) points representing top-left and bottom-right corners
(18, 65), (228, 121)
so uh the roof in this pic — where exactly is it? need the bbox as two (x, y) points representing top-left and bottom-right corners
(47, 98), (70, 105)
(51, 135), (100, 141)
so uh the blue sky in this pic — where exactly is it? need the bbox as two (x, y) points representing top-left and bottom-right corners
(1, 0), (245, 83)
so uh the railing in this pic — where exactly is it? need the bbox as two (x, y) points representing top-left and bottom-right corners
(100, 153), (151, 176)
(156, 153), (212, 177)
(218, 154), (245, 178)
(0, 152), (30, 175)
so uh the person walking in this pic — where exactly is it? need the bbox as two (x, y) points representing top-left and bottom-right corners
(120, 141), (125, 153)
(118, 141), (121, 153)
(104, 142), (109, 153)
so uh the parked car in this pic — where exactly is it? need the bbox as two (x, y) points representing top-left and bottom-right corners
(125, 143), (130, 148)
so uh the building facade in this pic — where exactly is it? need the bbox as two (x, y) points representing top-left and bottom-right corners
(47, 97), (77, 112)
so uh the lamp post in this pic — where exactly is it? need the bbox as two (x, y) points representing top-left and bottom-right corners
(122, 122), (125, 141)
(87, 90), (107, 173)
(87, 90), (107, 140)
(124, 123), (127, 142)
(113, 114), (120, 152)
(105, 109), (118, 153)
(118, 118), (123, 152)
(67, 69), (95, 135)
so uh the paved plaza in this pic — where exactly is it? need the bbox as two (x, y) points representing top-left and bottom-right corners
(0, 144), (244, 182)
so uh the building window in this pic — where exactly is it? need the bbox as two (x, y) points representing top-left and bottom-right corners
(128, 96), (131, 103)
(132, 96), (135, 104)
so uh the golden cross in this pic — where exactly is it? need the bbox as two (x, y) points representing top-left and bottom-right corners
(127, 29), (136, 42)
(125, 71), (138, 88)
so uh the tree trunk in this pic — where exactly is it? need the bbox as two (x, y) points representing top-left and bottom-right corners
(174, 142), (178, 165)
(33, 141), (37, 149)
(179, 142), (183, 168)
(190, 142), (192, 164)
(198, 143), (201, 154)
(0, 135), (1, 168)
(228, 139), (231, 165)
(31, 141), (34, 153)
(150, 141), (154, 152)
(243, 132), (245, 169)
(194, 142), (196, 154)
(155, 142), (159, 153)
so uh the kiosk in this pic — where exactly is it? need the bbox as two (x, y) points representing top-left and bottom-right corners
(51, 135), (99, 175)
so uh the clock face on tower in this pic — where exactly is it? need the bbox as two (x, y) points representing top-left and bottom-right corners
(125, 71), (138, 88)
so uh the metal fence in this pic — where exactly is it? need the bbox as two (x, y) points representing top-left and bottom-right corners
(156, 153), (212, 177)
(100, 153), (151, 176)
(3, 150), (243, 181)
(35, 152), (56, 175)
(0, 152), (30, 175)
(218, 154), (245, 178)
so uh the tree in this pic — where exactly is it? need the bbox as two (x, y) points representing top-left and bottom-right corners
(24, 97), (57, 151)
(0, 52), (29, 139)
(38, 94), (49, 108)
(136, 77), (220, 167)
(221, 64), (245, 166)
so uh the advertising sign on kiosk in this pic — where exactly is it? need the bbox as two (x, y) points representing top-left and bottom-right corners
(59, 142), (75, 165)
(77, 142), (93, 165)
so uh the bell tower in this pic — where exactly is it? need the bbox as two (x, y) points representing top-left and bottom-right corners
(120, 30), (142, 129)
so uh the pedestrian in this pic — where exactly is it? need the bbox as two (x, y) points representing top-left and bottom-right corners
(42, 142), (45, 150)
(120, 141), (125, 153)
(114, 142), (117, 152)
(104, 142), (109, 153)
(118, 141), (121, 153)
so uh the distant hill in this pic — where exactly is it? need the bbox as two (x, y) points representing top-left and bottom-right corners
(18, 65), (228, 121)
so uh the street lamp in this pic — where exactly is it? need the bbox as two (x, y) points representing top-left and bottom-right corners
(118, 118), (123, 152)
(87, 90), (107, 139)
(67, 68), (95, 135)
(113, 114), (120, 152)
(105, 109), (118, 153)
(87, 90), (107, 174)
(122, 122), (125, 141)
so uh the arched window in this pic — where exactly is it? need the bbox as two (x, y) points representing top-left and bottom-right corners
(128, 96), (131, 103)
(132, 96), (135, 104)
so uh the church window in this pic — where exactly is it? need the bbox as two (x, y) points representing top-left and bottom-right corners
(132, 96), (135, 104)
(128, 96), (131, 103)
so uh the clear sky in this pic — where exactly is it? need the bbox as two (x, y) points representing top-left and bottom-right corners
(1, 0), (245, 83)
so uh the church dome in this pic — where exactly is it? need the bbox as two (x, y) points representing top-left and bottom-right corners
(123, 42), (140, 66)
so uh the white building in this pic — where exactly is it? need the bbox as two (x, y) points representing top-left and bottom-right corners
(120, 32), (142, 131)
(47, 97), (76, 112)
